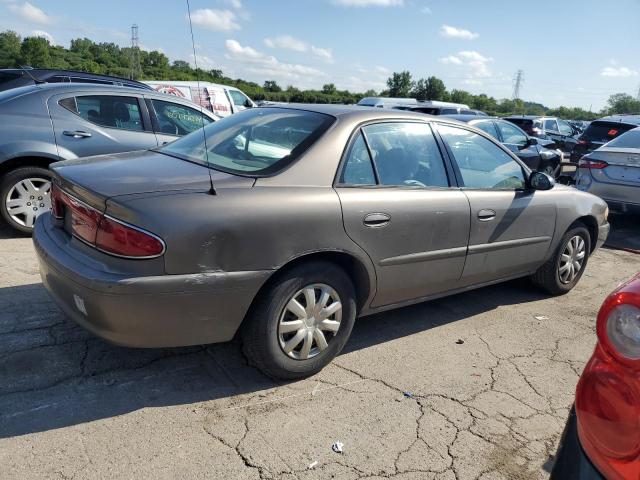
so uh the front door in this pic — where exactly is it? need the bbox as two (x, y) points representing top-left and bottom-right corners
(336, 122), (471, 307)
(48, 92), (158, 159)
(436, 123), (557, 286)
(495, 120), (542, 171)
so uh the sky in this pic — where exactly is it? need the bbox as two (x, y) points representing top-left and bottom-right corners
(2, 0), (640, 111)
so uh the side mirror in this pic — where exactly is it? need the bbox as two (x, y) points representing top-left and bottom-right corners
(244, 99), (253, 108)
(527, 137), (538, 146)
(529, 171), (555, 191)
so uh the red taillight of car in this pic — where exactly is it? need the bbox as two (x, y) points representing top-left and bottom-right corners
(578, 139), (588, 145)
(50, 184), (164, 259)
(579, 158), (608, 169)
(96, 216), (165, 258)
(576, 275), (640, 480)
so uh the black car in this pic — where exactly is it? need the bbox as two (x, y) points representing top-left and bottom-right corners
(446, 115), (562, 177)
(0, 68), (152, 92)
(504, 115), (580, 154)
(570, 115), (640, 163)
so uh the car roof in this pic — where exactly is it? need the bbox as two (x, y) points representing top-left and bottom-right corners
(595, 115), (640, 125)
(444, 114), (498, 123)
(0, 68), (151, 87)
(503, 115), (555, 120)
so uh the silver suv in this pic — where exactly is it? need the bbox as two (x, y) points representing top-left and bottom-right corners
(0, 83), (217, 233)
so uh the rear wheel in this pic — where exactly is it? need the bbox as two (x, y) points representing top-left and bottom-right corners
(0, 167), (52, 235)
(241, 261), (356, 380)
(531, 224), (591, 295)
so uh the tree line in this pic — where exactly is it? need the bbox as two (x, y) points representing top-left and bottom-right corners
(0, 31), (636, 120)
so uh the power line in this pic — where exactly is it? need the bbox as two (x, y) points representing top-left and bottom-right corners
(129, 24), (141, 80)
(512, 70), (524, 100)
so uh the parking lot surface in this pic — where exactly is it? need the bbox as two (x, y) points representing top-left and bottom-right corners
(1, 216), (639, 480)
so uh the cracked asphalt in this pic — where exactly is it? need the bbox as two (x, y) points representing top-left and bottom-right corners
(1, 214), (639, 480)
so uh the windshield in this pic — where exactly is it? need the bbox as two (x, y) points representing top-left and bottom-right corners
(583, 121), (637, 143)
(159, 107), (335, 176)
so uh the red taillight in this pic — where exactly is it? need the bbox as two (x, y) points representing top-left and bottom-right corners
(49, 183), (164, 259)
(576, 276), (640, 480)
(96, 216), (165, 258)
(579, 158), (608, 169)
(578, 139), (588, 145)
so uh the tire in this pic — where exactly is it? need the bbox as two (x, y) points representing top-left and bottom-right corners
(241, 261), (357, 380)
(531, 224), (591, 295)
(541, 162), (558, 179)
(0, 166), (53, 235)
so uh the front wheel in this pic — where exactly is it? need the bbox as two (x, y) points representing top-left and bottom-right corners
(0, 166), (53, 235)
(531, 224), (591, 295)
(241, 261), (357, 380)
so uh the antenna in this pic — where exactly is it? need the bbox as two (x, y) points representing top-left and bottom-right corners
(186, 0), (215, 195)
(512, 69), (524, 101)
(129, 24), (142, 80)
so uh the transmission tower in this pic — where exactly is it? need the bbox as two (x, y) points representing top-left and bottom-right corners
(129, 24), (142, 80)
(512, 70), (524, 100)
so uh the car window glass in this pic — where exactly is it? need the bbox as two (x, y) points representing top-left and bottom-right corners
(340, 132), (376, 185)
(605, 127), (640, 148)
(229, 90), (249, 107)
(438, 124), (525, 190)
(461, 109), (475, 115)
(441, 108), (458, 114)
(473, 121), (499, 139)
(544, 119), (558, 132)
(558, 120), (573, 136)
(362, 122), (449, 187)
(75, 95), (144, 131)
(497, 121), (528, 146)
(151, 99), (212, 136)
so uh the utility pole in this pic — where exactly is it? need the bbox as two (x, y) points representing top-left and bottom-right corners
(636, 83), (640, 101)
(512, 69), (524, 101)
(129, 24), (142, 80)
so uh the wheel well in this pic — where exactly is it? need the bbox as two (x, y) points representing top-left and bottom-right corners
(573, 216), (598, 253)
(0, 156), (55, 178)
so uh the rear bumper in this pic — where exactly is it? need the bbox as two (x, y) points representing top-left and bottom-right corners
(33, 215), (272, 348)
(551, 407), (604, 480)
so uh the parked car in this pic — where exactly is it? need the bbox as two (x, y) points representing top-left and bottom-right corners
(357, 97), (419, 108)
(575, 126), (640, 214)
(551, 273), (640, 480)
(570, 115), (640, 163)
(34, 105), (610, 380)
(444, 114), (562, 177)
(504, 115), (580, 154)
(144, 81), (255, 118)
(0, 83), (218, 233)
(0, 68), (152, 92)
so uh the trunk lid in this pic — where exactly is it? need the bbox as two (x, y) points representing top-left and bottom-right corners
(587, 149), (640, 185)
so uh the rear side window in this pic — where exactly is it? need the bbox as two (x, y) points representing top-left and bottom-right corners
(438, 124), (525, 190)
(583, 121), (637, 142)
(73, 95), (144, 131)
(605, 127), (640, 148)
(150, 99), (213, 136)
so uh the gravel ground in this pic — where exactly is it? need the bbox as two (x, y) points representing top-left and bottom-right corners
(0, 216), (639, 480)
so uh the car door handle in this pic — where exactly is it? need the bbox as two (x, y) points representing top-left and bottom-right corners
(363, 213), (390, 227)
(63, 130), (92, 138)
(477, 209), (496, 221)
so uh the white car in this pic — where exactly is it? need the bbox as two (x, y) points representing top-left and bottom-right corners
(144, 81), (255, 118)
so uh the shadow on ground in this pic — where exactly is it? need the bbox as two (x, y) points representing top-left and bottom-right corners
(604, 212), (640, 253)
(0, 278), (548, 439)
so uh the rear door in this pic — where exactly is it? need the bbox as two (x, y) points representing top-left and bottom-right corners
(48, 91), (158, 159)
(436, 123), (557, 285)
(336, 121), (470, 307)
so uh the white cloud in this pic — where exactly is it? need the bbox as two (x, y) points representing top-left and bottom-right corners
(190, 9), (240, 31)
(225, 39), (325, 84)
(223, 0), (242, 8)
(439, 50), (493, 79)
(331, 0), (404, 6)
(8, 2), (50, 24)
(420, 6), (432, 14)
(600, 66), (638, 78)
(264, 35), (334, 62)
(440, 24), (478, 40)
(30, 29), (53, 44)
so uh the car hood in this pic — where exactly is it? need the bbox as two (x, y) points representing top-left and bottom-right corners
(50, 150), (254, 210)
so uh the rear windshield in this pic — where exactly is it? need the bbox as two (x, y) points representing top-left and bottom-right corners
(582, 121), (637, 142)
(604, 127), (640, 148)
(0, 71), (23, 84)
(159, 107), (335, 176)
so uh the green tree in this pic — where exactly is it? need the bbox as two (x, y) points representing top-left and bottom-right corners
(322, 83), (337, 95)
(19, 36), (52, 68)
(263, 80), (282, 92)
(0, 31), (21, 67)
(424, 76), (448, 101)
(386, 71), (414, 97)
(449, 89), (474, 106)
(605, 93), (640, 115)
(412, 79), (428, 101)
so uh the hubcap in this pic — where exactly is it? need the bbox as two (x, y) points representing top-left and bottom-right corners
(278, 284), (342, 360)
(558, 235), (586, 284)
(5, 177), (52, 228)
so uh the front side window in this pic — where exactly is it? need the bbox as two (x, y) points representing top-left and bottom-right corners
(438, 124), (525, 190)
(558, 120), (574, 136)
(72, 95), (144, 131)
(150, 99), (213, 136)
(473, 120), (499, 139)
(229, 90), (249, 107)
(544, 119), (559, 132)
(496, 121), (528, 146)
(159, 107), (334, 175)
(362, 122), (449, 187)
